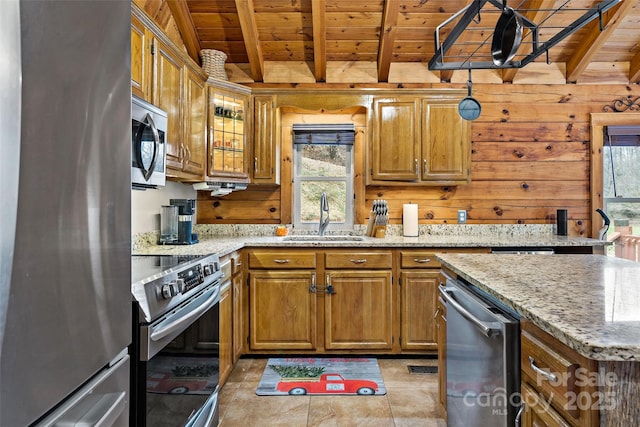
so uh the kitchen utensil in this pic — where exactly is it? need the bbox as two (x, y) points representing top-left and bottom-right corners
(491, 2), (523, 66)
(596, 208), (611, 240)
(458, 70), (481, 121)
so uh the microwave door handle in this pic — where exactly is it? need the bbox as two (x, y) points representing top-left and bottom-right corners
(439, 286), (502, 338)
(150, 285), (220, 341)
(134, 113), (160, 181)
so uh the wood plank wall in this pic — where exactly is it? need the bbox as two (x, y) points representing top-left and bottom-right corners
(197, 83), (640, 237)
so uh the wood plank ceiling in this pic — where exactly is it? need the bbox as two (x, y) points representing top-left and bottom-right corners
(139, 0), (640, 84)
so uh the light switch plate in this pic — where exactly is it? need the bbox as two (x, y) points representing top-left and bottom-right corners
(458, 210), (467, 224)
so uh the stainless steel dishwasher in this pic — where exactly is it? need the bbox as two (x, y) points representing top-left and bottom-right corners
(439, 274), (520, 427)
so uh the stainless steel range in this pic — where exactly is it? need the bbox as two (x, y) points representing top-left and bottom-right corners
(131, 254), (222, 427)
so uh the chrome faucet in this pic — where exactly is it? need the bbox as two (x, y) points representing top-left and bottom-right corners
(319, 192), (330, 235)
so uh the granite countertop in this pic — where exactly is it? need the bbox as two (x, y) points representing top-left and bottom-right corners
(437, 253), (640, 362)
(133, 224), (605, 257)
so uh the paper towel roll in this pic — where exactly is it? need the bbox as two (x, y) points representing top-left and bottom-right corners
(403, 204), (419, 237)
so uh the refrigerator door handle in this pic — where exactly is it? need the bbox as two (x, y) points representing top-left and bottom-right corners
(439, 285), (502, 337)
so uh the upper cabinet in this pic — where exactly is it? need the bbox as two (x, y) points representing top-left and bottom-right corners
(369, 91), (471, 186)
(206, 82), (251, 181)
(131, 5), (208, 182)
(252, 95), (279, 184)
(131, 14), (151, 100)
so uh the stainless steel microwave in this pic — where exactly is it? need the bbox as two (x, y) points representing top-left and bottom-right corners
(132, 96), (167, 189)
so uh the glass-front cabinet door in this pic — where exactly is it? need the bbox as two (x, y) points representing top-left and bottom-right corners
(207, 85), (250, 180)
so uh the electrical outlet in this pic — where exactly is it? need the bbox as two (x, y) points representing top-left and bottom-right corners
(458, 210), (467, 224)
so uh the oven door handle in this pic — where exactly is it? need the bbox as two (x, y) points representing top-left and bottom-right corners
(438, 285), (502, 338)
(150, 284), (220, 341)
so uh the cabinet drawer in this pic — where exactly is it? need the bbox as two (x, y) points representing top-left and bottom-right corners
(249, 251), (316, 269)
(522, 328), (579, 419)
(521, 322), (598, 425)
(400, 252), (440, 268)
(521, 382), (571, 427)
(325, 251), (392, 269)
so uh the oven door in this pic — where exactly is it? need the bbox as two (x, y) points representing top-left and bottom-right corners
(134, 283), (220, 427)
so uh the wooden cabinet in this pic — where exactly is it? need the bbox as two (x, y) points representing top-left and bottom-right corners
(435, 280), (447, 417)
(207, 83), (251, 181)
(323, 251), (393, 351)
(219, 282), (232, 387)
(521, 382), (571, 427)
(399, 270), (439, 351)
(252, 95), (279, 184)
(231, 251), (245, 363)
(324, 269), (393, 350)
(153, 38), (183, 173)
(248, 251), (317, 351)
(182, 68), (207, 177)
(370, 97), (421, 182)
(369, 91), (470, 185)
(131, 14), (151, 101)
(520, 321), (599, 427)
(249, 270), (317, 350)
(421, 99), (470, 183)
(132, 5), (208, 182)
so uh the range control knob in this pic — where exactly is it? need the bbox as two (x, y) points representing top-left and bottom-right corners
(203, 264), (213, 276)
(160, 280), (184, 300)
(174, 278), (185, 293)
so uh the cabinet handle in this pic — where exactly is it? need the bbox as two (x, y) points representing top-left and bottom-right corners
(273, 259), (290, 264)
(414, 159), (418, 175)
(433, 307), (441, 320)
(350, 259), (367, 264)
(423, 159), (427, 175)
(309, 273), (316, 293)
(254, 157), (258, 172)
(184, 145), (191, 162)
(413, 258), (432, 263)
(528, 356), (558, 382)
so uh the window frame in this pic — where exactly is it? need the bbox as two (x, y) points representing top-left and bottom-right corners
(292, 141), (355, 232)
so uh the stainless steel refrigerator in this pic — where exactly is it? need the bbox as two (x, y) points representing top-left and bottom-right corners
(1, 1), (131, 426)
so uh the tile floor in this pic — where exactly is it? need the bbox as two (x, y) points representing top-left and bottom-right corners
(218, 357), (446, 426)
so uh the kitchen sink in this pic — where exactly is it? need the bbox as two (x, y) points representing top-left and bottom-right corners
(282, 235), (365, 242)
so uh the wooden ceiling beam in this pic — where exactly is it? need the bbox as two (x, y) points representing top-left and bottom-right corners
(630, 49), (640, 83)
(312, 0), (327, 82)
(501, 0), (555, 83)
(235, 0), (264, 82)
(377, 0), (399, 83)
(166, 0), (202, 64)
(566, 0), (635, 84)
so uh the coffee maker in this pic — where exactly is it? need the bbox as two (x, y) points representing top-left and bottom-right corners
(160, 199), (198, 245)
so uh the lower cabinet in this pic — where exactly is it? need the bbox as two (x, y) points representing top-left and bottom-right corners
(435, 279), (447, 417)
(231, 251), (245, 363)
(399, 270), (439, 351)
(521, 382), (571, 427)
(219, 282), (232, 387)
(324, 270), (393, 350)
(520, 321), (599, 427)
(249, 270), (317, 351)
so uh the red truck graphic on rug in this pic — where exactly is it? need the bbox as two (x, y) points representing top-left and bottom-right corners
(276, 373), (378, 395)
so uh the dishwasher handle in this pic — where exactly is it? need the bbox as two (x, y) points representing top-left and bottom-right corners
(438, 285), (502, 338)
